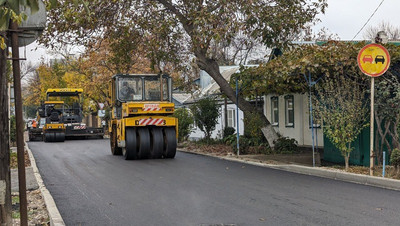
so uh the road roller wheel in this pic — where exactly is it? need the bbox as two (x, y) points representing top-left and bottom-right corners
(150, 128), (163, 159)
(125, 127), (138, 160)
(137, 127), (151, 159)
(45, 132), (55, 142)
(163, 127), (177, 158)
(111, 125), (122, 155)
(55, 132), (65, 142)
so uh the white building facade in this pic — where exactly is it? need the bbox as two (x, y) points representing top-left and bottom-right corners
(264, 93), (324, 147)
(188, 103), (244, 140)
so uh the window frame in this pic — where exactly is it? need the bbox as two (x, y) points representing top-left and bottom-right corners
(227, 109), (236, 128)
(285, 95), (294, 128)
(270, 96), (279, 126)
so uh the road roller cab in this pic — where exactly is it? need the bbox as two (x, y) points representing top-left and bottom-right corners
(41, 101), (66, 142)
(109, 74), (178, 160)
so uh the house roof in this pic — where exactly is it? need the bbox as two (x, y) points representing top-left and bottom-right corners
(199, 66), (240, 97)
(172, 92), (192, 105)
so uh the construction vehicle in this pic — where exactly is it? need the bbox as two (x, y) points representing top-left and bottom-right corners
(27, 115), (45, 141)
(39, 88), (104, 142)
(39, 100), (66, 142)
(109, 74), (178, 160)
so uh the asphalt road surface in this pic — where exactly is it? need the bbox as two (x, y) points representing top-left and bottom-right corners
(28, 139), (400, 226)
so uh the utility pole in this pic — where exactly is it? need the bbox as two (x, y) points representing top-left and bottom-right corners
(0, 31), (12, 225)
(10, 20), (28, 226)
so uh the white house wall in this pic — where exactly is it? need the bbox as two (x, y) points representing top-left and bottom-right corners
(189, 103), (244, 140)
(264, 94), (324, 147)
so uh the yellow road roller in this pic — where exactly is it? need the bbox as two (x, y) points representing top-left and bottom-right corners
(109, 74), (178, 160)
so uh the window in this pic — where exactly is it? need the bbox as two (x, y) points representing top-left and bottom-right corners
(271, 97), (279, 126)
(117, 77), (142, 101)
(285, 95), (294, 127)
(144, 77), (169, 101)
(227, 109), (236, 128)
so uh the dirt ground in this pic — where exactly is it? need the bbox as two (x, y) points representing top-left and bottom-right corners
(12, 190), (50, 226)
(10, 148), (50, 225)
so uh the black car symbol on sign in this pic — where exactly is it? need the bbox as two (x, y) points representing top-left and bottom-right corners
(375, 55), (385, 64)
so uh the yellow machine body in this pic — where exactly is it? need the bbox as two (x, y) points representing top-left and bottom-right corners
(109, 74), (178, 160)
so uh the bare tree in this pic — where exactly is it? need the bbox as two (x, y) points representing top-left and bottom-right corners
(363, 21), (400, 40)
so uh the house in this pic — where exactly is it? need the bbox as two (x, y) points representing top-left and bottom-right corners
(174, 64), (324, 148)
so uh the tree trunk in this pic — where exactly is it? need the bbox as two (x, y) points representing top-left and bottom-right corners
(344, 155), (350, 171)
(0, 36), (12, 225)
(196, 55), (279, 147)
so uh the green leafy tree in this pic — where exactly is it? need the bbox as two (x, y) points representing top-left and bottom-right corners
(173, 108), (194, 142)
(314, 75), (369, 171)
(190, 97), (220, 140)
(40, 0), (327, 148)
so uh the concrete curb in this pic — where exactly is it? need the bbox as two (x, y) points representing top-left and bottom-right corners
(179, 149), (400, 191)
(25, 142), (66, 226)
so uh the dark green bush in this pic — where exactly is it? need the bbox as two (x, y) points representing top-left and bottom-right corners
(273, 136), (298, 154)
(223, 127), (235, 138)
(391, 148), (400, 168)
(224, 134), (270, 155)
(243, 111), (267, 144)
(196, 137), (224, 145)
(10, 115), (16, 143)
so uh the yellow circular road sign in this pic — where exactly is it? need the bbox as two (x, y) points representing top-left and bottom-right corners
(357, 43), (390, 77)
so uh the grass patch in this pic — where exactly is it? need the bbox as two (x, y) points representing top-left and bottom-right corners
(12, 211), (20, 219)
(10, 151), (18, 169)
(12, 195), (19, 204)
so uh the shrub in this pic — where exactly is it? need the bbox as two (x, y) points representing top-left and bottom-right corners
(273, 136), (298, 154)
(391, 148), (400, 168)
(224, 134), (270, 155)
(196, 137), (224, 145)
(223, 127), (235, 138)
(243, 111), (266, 144)
(173, 108), (194, 142)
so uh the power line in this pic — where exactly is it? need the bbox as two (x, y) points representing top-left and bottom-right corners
(351, 0), (385, 40)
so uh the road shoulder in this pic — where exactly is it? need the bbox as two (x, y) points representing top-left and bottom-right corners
(179, 149), (400, 191)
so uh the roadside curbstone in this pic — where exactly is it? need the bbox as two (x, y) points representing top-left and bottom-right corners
(25, 142), (66, 226)
(179, 149), (400, 191)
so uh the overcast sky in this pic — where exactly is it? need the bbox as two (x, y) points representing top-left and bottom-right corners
(24, 0), (398, 64)
(314, 0), (398, 40)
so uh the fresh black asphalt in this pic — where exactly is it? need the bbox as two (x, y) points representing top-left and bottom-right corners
(28, 139), (400, 226)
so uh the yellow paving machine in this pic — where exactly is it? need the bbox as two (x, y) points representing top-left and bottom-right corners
(38, 88), (104, 142)
(109, 74), (178, 160)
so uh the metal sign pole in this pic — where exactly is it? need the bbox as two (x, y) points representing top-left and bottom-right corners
(309, 72), (315, 167)
(236, 77), (239, 156)
(370, 77), (375, 176)
(10, 21), (28, 226)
